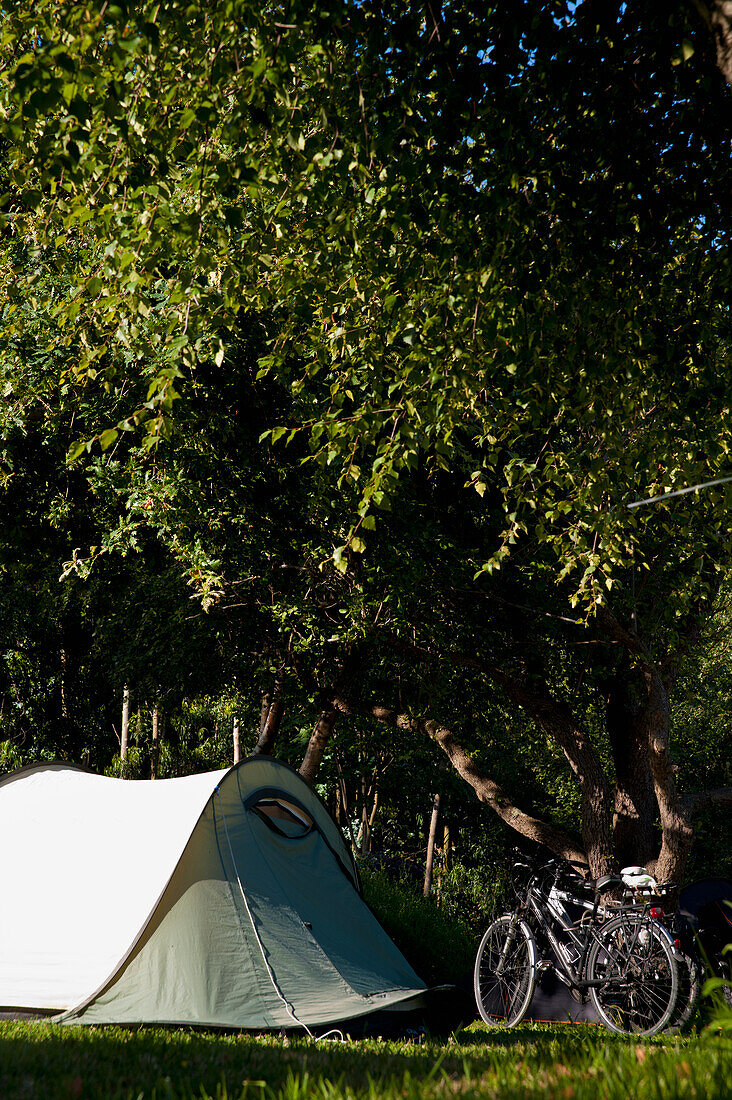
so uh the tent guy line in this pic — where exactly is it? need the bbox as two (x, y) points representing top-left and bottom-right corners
(627, 474), (732, 509)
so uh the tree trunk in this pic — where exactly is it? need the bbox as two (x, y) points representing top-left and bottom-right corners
(233, 714), (241, 764)
(368, 781), (380, 833)
(299, 705), (337, 787)
(59, 647), (69, 723)
(333, 743), (359, 852)
(252, 680), (284, 756)
(423, 793), (441, 898)
(151, 705), (160, 780)
(334, 782), (345, 828)
(642, 668), (694, 882)
(359, 774), (371, 855)
(356, 765), (380, 854)
(299, 651), (360, 785)
(595, 607), (707, 881)
(605, 679), (656, 867)
(711, 1), (732, 86)
(120, 685), (130, 763)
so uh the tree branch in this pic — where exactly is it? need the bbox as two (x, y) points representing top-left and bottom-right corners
(334, 696), (588, 866)
(686, 785), (732, 814)
(376, 630), (615, 873)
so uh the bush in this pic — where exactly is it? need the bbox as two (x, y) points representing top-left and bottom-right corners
(435, 860), (512, 934)
(361, 866), (477, 986)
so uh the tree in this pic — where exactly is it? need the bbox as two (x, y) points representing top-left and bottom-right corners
(1, 1), (731, 881)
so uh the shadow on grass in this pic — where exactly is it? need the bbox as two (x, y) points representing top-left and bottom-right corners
(0, 1019), (703, 1100)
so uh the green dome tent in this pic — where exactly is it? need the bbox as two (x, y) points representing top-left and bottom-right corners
(0, 758), (427, 1030)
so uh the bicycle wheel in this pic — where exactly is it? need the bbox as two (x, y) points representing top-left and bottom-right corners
(587, 914), (679, 1036)
(667, 948), (703, 1032)
(474, 914), (536, 1027)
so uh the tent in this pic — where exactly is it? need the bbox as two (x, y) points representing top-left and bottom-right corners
(678, 879), (732, 981)
(0, 758), (428, 1030)
(525, 967), (599, 1024)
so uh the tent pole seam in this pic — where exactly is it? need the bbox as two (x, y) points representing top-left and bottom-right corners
(215, 788), (316, 1037)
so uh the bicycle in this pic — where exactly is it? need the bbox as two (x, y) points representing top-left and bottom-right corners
(619, 867), (703, 1032)
(474, 854), (681, 1036)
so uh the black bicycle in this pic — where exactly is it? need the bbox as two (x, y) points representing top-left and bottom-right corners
(474, 855), (681, 1036)
(612, 869), (701, 1032)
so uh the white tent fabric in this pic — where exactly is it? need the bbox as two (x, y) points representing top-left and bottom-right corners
(0, 764), (228, 1009)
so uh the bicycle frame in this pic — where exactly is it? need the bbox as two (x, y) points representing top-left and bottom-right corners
(524, 884), (608, 988)
(523, 878), (667, 990)
(476, 855), (685, 1036)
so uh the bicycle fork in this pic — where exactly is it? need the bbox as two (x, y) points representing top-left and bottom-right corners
(495, 921), (518, 977)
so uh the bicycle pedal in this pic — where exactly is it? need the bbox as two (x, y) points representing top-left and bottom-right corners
(535, 959), (553, 973)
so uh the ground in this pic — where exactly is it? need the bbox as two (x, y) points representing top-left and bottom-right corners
(0, 1020), (731, 1100)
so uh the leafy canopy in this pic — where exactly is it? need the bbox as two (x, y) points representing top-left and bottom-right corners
(1, 1), (731, 617)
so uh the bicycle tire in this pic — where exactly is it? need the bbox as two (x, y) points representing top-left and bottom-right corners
(474, 914), (537, 1027)
(587, 914), (679, 1036)
(667, 948), (703, 1032)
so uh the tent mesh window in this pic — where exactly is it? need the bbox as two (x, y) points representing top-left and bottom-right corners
(251, 797), (314, 837)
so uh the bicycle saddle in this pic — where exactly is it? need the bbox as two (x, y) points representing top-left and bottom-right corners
(594, 874), (624, 893)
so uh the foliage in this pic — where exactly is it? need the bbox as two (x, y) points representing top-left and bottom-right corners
(0, 1020), (731, 1100)
(2, 1), (731, 606)
(436, 861), (512, 935)
(704, 973), (732, 1031)
(360, 866), (476, 985)
(0, 740), (21, 773)
(1, 1), (732, 881)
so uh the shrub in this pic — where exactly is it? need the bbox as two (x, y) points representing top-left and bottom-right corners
(361, 866), (477, 986)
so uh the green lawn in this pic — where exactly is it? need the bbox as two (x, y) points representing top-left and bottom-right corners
(0, 1020), (731, 1100)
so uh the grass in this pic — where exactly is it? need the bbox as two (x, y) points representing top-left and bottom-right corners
(1, 1019), (731, 1100)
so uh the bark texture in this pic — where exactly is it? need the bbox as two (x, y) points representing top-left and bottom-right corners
(711, 0), (732, 85)
(595, 608), (697, 882)
(605, 679), (657, 867)
(299, 704), (338, 787)
(643, 666), (694, 882)
(423, 793), (441, 898)
(299, 651), (360, 786)
(252, 679), (284, 756)
(151, 705), (160, 780)
(232, 715), (241, 764)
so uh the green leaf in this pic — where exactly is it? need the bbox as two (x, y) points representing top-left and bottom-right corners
(66, 439), (90, 464)
(99, 429), (119, 452)
(332, 547), (348, 574)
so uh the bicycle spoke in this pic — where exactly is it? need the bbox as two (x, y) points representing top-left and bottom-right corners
(588, 916), (679, 1036)
(474, 916), (536, 1027)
